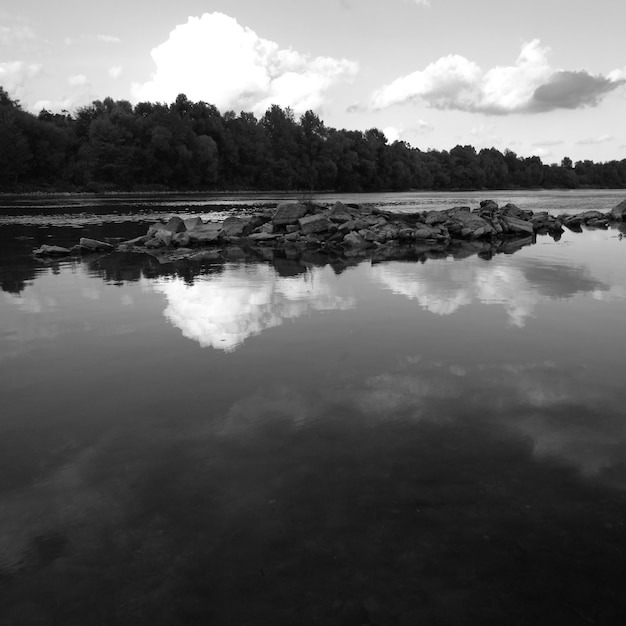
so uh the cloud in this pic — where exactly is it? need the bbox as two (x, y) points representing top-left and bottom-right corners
(96, 34), (121, 43)
(576, 134), (613, 145)
(383, 126), (402, 143)
(0, 24), (36, 45)
(108, 65), (122, 79)
(132, 12), (358, 114)
(368, 40), (625, 115)
(0, 61), (42, 101)
(152, 264), (355, 351)
(68, 74), (87, 86)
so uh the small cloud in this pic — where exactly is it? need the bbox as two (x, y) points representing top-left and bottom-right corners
(532, 139), (563, 147)
(96, 34), (121, 44)
(369, 39), (625, 115)
(64, 36), (77, 45)
(529, 147), (552, 159)
(108, 65), (122, 79)
(68, 74), (87, 86)
(415, 119), (433, 133)
(132, 12), (358, 115)
(576, 134), (613, 145)
(383, 126), (403, 143)
(0, 24), (36, 45)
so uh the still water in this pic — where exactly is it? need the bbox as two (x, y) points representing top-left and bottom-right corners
(1, 193), (626, 625)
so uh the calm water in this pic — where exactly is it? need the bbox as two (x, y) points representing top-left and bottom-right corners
(1, 193), (626, 625)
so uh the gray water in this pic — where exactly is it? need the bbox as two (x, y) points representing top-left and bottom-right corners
(1, 192), (626, 625)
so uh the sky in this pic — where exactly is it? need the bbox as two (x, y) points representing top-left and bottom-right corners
(1, 0), (625, 163)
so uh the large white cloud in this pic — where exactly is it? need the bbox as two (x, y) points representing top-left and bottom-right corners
(132, 12), (358, 114)
(369, 39), (625, 114)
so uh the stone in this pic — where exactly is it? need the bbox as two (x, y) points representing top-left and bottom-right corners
(155, 231), (173, 246)
(579, 210), (606, 222)
(187, 224), (221, 244)
(272, 202), (307, 226)
(342, 231), (369, 248)
(79, 237), (114, 252)
(145, 238), (164, 249)
(444, 208), (495, 238)
(256, 222), (274, 234)
(298, 214), (332, 235)
(172, 232), (191, 246)
(610, 200), (626, 221)
(328, 202), (353, 222)
(480, 199), (499, 211)
(33, 244), (72, 256)
(501, 203), (533, 221)
(500, 215), (534, 235)
(283, 232), (301, 242)
(121, 234), (151, 246)
(285, 224), (300, 233)
(424, 211), (448, 225)
(338, 220), (356, 233)
(414, 225), (444, 240)
(148, 216), (186, 236)
(184, 217), (204, 231)
(221, 216), (246, 237)
(353, 218), (369, 230)
(248, 232), (278, 241)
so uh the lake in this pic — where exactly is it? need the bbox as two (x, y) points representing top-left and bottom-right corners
(1, 191), (626, 625)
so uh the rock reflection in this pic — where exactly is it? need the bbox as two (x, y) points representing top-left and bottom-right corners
(152, 264), (355, 351)
(374, 256), (609, 326)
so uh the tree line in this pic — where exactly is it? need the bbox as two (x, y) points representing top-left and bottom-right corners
(1, 87), (625, 192)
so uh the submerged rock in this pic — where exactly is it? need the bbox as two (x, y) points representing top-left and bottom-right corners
(33, 244), (72, 256)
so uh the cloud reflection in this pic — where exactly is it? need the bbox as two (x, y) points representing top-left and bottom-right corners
(152, 265), (355, 351)
(374, 257), (609, 327)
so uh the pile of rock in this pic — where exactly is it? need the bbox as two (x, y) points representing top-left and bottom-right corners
(33, 198), (626, 259)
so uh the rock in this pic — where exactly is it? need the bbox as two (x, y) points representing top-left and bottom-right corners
(187, 223), (221, 244)
(414, 224), (445, 240)
(338, 220), (356, 233)
(500, 215), (534, 235)
(184, 217), (204, 231)
(248, 213), (271, 230)
(221, 216), (246, 237)
(579, 210), (606, 222)
(145, 238), (165, 249)
(79, 237), (114, 252)
(255, 222), (274, 234)
(610, 199), (626, 221)
(342, 231), (369, 248)
(285, 224), (299, 233)
(480, 199), (499, 211)
(272, 202), (307, 226)
(155, 230), (173, 246)
(33, 244), (72, 256)
(283, 232), (301, 242)
(172, 232), (191, 246)
(353, 218), (369, 230)
(328, 202), (353, 222)
(424, 211), (448, 225)
(298, 214), (332, 235)
(148, 216), (186, 236)
(121, 234), (152, 247)
(444, 207), (495, 238)
(248, 232), (279, 241)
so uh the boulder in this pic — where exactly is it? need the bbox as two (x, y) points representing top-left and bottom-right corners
(187, 223), (221, 244)
(155, 231), (173, 246)
(172, 232), (191, 246)
(221, 216), (246, 237)
(78, 237), (114, 252)
(248, 232), (279, 241)
(499, 215), (534, 235)
(480, 199), (499, 211)
(148, 216), (186, 236)
(610, 200), (626, 221)
(33, 245), (72, 256)
(272, 202), (307, 226)
(444, 207), (495, 238)
(342, 232), (369, 248)
(424, 211), (448, 225)
(298, 214), (332, 235)
(328, 202), (353, 222)
(184, 217), (204, 231)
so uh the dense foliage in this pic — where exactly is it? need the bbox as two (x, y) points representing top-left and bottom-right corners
(1, 87), (625, 192)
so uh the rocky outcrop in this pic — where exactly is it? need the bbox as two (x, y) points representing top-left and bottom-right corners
(33, 198), (626, 262)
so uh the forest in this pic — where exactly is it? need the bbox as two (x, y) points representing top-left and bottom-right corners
(1, 87), (625, 193)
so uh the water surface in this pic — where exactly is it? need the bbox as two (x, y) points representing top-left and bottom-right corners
(1, 200), (626, 625)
